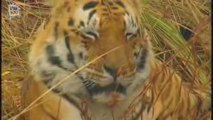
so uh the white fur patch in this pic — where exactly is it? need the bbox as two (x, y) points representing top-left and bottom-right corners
(29, 36), (88, 95)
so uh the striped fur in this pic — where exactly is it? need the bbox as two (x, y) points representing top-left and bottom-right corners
(22, 0), (210, 120)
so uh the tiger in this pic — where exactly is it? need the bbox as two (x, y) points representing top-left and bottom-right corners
(22, 0), (210, 120)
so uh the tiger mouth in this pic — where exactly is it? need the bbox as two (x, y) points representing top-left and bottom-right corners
(83, 81), (126, 96)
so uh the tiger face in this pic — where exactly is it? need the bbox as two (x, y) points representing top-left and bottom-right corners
(29, 0), (152, 105)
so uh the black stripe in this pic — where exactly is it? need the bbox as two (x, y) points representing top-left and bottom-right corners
(48, 56), (64, 68)
(83, 1), (98, 10)
(103, 65), (117, 79)
(79, 21), (85, 27)
(80, 34), (89, 39)
(64, 31), (75, 64)
(126, 32), (133, 37)
(125, 11), (129, 16)
(86, 83), (126, 96)
(115, 1), (125, 8)
(46, 45), (68, 70)
(46, 45), (55, 55)
(138, 49), (147, 70)
(46, 45), (60, 66)
(88, 9), (96, 24)
(71, 29), (80, 35)
(78, 52), (83, 59)
(86, 31), (98, 39)
(52, 88), (61, 94)
(111, 6), (118, 9)
(46, 45), (59, 62)
(54, 22), (59, 39)
(68, 18), (74, 26)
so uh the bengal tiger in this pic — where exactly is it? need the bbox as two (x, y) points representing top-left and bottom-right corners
(22, 0), (210, 120)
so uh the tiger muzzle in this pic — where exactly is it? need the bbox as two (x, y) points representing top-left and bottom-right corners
(104, 65), (135, 80)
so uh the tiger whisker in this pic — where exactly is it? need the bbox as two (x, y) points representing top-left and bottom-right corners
(83, 80), (93, 87)
(83, 79), (97, 89)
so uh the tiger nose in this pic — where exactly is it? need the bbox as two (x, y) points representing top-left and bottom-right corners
(103, 65), (131, 80)
(104, 65), (117, 79)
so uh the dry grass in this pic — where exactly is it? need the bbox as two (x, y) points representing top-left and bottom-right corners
(2, 0), (211, 120)
(2, 1), (49, 119)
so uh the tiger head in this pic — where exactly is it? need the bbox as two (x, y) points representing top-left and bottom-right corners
(29, 0), (153, 105)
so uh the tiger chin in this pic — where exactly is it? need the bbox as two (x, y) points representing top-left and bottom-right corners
(22, 0), (209, 120)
